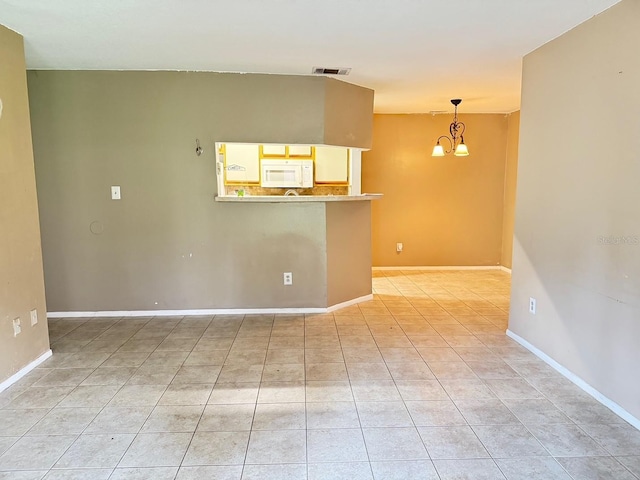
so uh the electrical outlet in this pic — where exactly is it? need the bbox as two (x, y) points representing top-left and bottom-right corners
(30, 309), (38, 326)
(111, 185), (121, 200)
(283, 272), (293, 286)
(529, 297), (537, 315)
(13, 318), (21, 337)
(396, 242), (403, 253)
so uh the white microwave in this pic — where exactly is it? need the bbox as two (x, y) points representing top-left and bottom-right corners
(261, 159), (313, 188)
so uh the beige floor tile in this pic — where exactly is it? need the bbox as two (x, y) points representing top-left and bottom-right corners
(395, 380), (449, 401)
(171, 366), (221, 384)
(307, 462), (372, 480)
(0, 437), (18, 456)
(120, 432), (192, 467)
(579, 423), (640, 455)
(81, 367), (137, 386)
(224, 349), (267, 367)
(265, 349), (304, 365)
(495, 457), (571, 480)
(472, 425), (548, 458)
(183, 350), (228, 366)
(527, 424), (608, 456)
(556, 456), (636, 480)
(483, 378), (542, 399)
(362, 427), (428, 461)
(241, 463), (306, 480)
(217, 365), (264, 383)
(197, 404), (255, 431)
(306, 401), (360, 429)
(257, 381), (305, 403)
(501, 398), (571, 425)
(4, 387), (74, 409)
(306, 363), (348, 382)
(141, 405), (204, 433)
(85, 406), (153, 434)
(454, 399), (520, 425)
(553, 397), (627, 425)
(350, 380), (401, 402)
(418, 426), (489, 459)
(433, 458), (506, 480)
(126, 366), (180, 386)
(245, 430), (306, 464)
(208, 382), (259, 404)
(252, 403), (305, 430)
(109, 385), (167, 407)
(109, 467), (178, 480)
(28, 407), (99, 435)
(356, 401), (413, 428)
(405, 400), (467, 427)
(24, 271), (638, 478)
(346, 363), (391, 381)
(307, 428), (368, 463)
(0, 409), (49, 436)
(182, 431), (250, 466)
(54, 434), (134, 468)
(43, 468), (113, 479)
(0, 435), (77, 470)
(267, 337), (305, 349)
(386, 362), (435, 381)
(58, 385), (120, 408)
(176, 465), (243, 479)
(341, 347), (383, 364)
(262, 364), (305, 382)
(33, 369), (94, 387)
(305, 381), (354, 402)
(158, 383), (213, 406)
(370, 460), (440, 480)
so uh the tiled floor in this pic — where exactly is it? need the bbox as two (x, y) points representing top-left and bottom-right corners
(1, 270), (639, 479)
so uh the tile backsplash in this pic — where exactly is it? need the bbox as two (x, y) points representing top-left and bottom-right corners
(225, 185), (349, 197)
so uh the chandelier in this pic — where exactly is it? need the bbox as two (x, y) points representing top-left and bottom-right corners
(432, 98), (469, 157)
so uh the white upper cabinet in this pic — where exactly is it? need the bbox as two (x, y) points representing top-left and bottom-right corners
(261, 144), (287, 157)
(224, 144), (260, 184)
(315, 146), (349, 183)
(288, 145), (313, 157)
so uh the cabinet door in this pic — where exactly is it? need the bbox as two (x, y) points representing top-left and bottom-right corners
(288, 145), (313, 157)
(261, 144), (287, 156)
(315, 146), (349, 183)
(224, 144), (260, 184)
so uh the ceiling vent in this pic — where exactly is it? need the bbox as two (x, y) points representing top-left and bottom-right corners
(312, 67), (351, 75)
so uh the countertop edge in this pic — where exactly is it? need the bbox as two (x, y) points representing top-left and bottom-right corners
(215, 194), (383, 203)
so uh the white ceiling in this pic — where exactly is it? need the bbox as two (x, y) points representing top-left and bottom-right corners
(0, 0), (620, 113)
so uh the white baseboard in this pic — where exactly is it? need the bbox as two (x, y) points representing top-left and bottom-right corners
(373, 266), (508, 271)
(48, 295), (375, 319)
(0, 349), (53, 394)
(327, 294), (373, 313)
(499, 266), (512, 273)
(506, 329), (640, 431)
(48, 308), (327, 318)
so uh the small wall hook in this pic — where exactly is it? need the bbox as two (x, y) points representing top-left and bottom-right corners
(195, 139), (203, 156)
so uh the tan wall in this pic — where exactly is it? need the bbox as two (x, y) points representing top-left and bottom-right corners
(323, 78), (374, 149)
(501, 111), (520, 268)
(27, 71), (371, 311)
(326, 201), (372, 306)
(0, 25), (49, 383)
(362, 114), (509, 266)
(510, 0), (640, 420)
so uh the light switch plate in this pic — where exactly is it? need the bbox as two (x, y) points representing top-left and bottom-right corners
(30, 309), (38, 326)
(111, 186), (121, 200)
(13, 318), (21, 337)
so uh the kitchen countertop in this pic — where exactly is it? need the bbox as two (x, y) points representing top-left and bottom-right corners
(215, 194), (383, 203)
